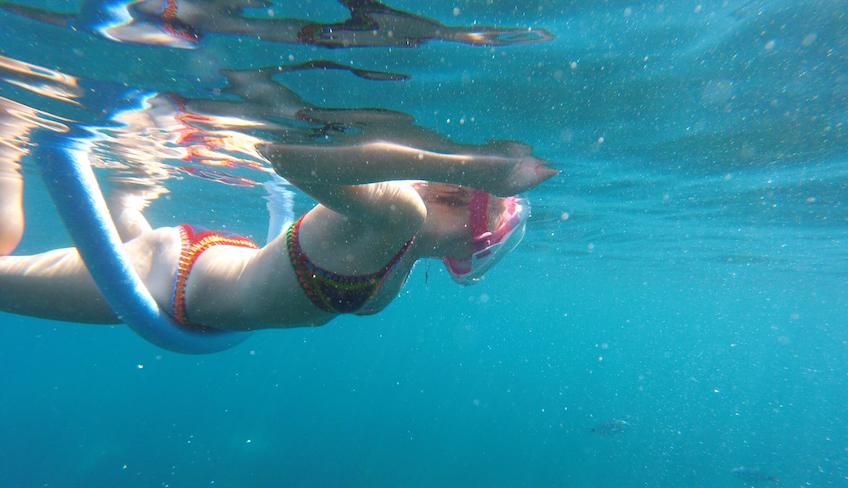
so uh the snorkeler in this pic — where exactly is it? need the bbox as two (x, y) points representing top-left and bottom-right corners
(0, 135), (556, 329)
(0, 0), (553, 50)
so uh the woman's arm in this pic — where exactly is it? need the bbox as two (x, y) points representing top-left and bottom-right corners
(258, 139), (556, 227)
(260, 140), (555, 197)
(284, 178), (427, 233)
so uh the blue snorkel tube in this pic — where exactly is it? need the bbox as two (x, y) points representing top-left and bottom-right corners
(35, 97), (248, 354)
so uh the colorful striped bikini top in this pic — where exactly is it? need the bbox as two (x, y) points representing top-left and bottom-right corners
(286, 216), (415, 315)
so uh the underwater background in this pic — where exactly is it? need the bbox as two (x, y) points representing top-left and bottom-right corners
(0, 0), (846, 486)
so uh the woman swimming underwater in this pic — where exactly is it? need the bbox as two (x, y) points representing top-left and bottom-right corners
(0, 140), (556, 330)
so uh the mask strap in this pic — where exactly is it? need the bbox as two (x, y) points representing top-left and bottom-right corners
(469, 191), (491, 245)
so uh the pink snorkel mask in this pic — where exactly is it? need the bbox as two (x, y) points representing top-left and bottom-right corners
(443, 191), (530, 285)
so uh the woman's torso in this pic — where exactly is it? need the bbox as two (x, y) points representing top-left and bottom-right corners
(143, 205), (418, 330)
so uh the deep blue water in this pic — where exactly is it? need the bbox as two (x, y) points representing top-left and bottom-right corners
(1, 0), (846, 486)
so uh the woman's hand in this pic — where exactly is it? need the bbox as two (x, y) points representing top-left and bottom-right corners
(481, 155), (559, 197)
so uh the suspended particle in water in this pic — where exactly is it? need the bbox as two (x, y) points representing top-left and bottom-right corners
(801, 33), (817, 47)
(764, 39), (776, 51)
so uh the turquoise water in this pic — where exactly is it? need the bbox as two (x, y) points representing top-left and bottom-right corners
(1, 1), (846, 486)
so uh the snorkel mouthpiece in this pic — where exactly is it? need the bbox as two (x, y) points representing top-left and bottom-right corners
(443, 191), (530, 285)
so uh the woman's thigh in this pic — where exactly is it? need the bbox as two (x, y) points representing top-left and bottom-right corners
(0, 227), (181, 324)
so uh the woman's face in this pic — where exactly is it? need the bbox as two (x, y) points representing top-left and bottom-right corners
(414, 183), (505, 259)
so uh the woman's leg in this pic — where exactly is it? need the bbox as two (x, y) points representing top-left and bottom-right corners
(0, 160), (117, 320)
(0, 161), (159, 321)
(0, 223), (181, 325)
(0, 160), (24, 255)
(263, 174), (295, 244)
(0, 247), (119, 324)
(109, 190), (154, 242)
(0, 98), (31, 256)
(107, 173), (169, 242)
